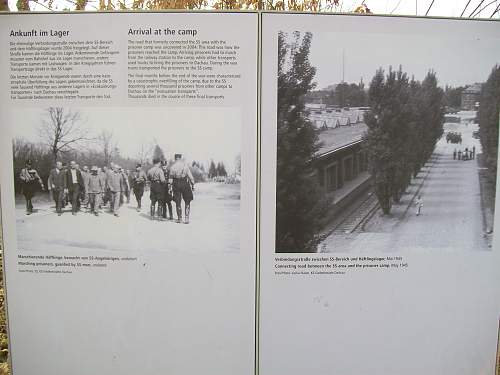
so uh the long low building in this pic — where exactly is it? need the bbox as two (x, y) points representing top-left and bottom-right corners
(314, 122), (372, 221)
(315, 122), (369, 193)
(307, 106), (368, 129)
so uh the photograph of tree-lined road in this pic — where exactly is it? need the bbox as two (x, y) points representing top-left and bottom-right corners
(275, 25), (500, 253)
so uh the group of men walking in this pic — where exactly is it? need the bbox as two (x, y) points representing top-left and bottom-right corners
(453, 146), (476, 161)
(19, 154), (195, 224)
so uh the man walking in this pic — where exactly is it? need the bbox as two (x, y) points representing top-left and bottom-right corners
(81, 165), (91, 211)
(161, 161), (174, 221)
(64, 161), (84, 216)
(170, 154), (195, 224)
(86, 166), (104, 216)
(106, 163), (124, 217)
(415, 195), (423, 216)
(48, 161), (65, 216)
(118, 166), (130, 206)
(19, 159), (44, 215)
(147, 158), (166, 220)
(131, 163), (147, 212)
(100, 166), (111, 207)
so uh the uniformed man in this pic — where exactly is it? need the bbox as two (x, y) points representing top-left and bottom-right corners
(19, 159), (44, 215)
(170, 154), (195, 224)
(160, 161), (174, 221)
(147, 158), (166, 220)
(131, 163), (147, 212)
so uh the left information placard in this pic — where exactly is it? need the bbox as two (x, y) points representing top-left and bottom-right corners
(0, 11), (258, 375)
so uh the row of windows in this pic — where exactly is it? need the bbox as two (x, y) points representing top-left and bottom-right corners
(320, 151), (368, 193)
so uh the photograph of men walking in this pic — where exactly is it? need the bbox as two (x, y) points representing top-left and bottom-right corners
(170, 153), (195, 224)
(275, 23), (500, 253)
(12, 106), (242, 254)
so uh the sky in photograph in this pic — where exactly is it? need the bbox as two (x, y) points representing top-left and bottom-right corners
(12, 106), (241, 172)
(305, 18), (500, 89)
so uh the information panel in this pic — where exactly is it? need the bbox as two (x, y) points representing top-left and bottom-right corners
(260, 12), (500, 375)
(0, 12), (258, 375)
(1, 10), (500, 375)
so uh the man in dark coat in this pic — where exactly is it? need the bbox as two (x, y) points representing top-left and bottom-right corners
(19, 159), (44, 215)
(147, 158), (166, 220)
(161, 161), (174, 221)
(47, 161), (65, 215)
(131, 163), (147, 212)
(170, 154), (195, 224)
(64, 160), (84, 215)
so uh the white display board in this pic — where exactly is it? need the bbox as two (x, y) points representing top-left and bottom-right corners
(1, 10), (500, 375)
(0, 11), (258, 375)
(260, 13), (500, 375)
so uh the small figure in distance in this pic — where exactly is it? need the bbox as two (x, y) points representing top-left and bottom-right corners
(415, 195), (423, 216)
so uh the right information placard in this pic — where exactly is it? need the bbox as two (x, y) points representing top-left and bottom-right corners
(260, 12), (500, 375)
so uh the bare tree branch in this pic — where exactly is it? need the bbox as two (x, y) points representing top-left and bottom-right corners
(468, 0), (486, 17)
(461, 0), (473, 16)
(470, 0), (497, 17)
(490, 3), (500, 17)
(38, 107), (92, 162)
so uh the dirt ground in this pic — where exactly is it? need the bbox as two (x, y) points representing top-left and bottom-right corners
(15, 182), (241, 255)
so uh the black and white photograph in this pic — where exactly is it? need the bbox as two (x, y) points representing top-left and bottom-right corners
(12, 106), (242, 254)
(275, 25), (500, 253)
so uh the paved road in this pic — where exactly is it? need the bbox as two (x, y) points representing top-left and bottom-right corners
(321, 116), (489, 253)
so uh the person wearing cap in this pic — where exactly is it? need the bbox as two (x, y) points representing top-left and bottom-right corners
(48, 161), (65, 216)
(86, 166), (104, 216)
(147, 158), (166, 219)
(131, 163), (147, 212)
(106, 163), (125, 217)
(19, 159), (44, 215)
(170, 153), (195, 224)
(64, 160), (84, 216)
(160, 161), (174, 221)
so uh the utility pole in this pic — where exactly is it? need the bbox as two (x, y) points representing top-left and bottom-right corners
(342, 48), (345, 83)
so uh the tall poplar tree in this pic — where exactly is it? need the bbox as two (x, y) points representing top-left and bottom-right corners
(276, 31), (327, 253)
(364, 68), (444, 214)
(479, 65), (500, 182)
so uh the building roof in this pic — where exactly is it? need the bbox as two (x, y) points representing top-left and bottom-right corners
(463, 83), (482, 94)
(308, 108), (367, 129)
(316, 122), (368, 159)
